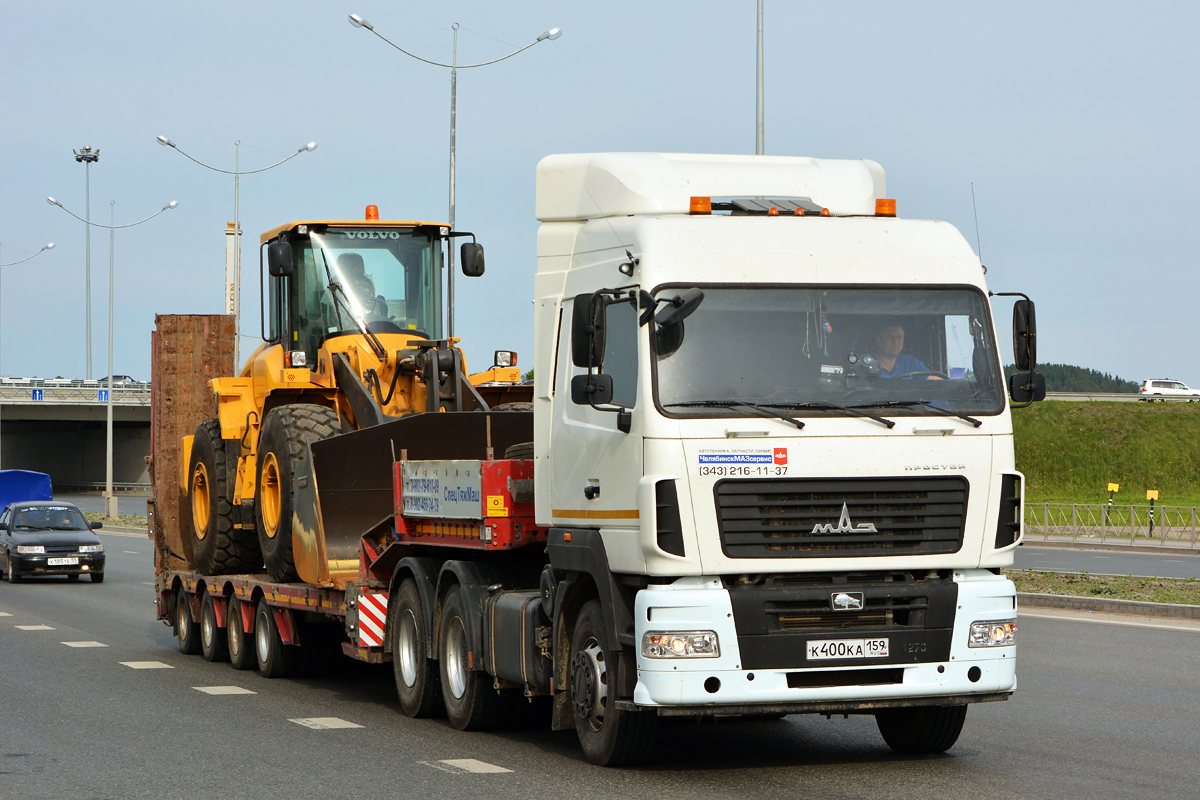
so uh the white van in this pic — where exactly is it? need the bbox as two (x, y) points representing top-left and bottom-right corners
(1139, 379), (1200, 401)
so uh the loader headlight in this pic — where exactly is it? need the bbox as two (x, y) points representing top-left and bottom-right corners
(285, 350), (307, 368)
(969, 619), (1017, 647)
(16, 545), (45, 555)
(642, 631), (719, 658)
(493, 350), (517, 368)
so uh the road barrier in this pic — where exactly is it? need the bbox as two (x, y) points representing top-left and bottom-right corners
(1024, 502), (1200, 550)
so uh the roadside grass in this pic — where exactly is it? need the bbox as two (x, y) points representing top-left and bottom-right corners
(1014, 400), (1200, 506)
(84, 511), (148, 529)
(1008, 569), (1200, 606)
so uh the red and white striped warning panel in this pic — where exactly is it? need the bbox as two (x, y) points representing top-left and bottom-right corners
(358, 592), (388, 647)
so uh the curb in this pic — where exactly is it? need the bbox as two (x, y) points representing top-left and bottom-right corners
(1018, 592), (1200, 620)
(1022, 540), (1200, 556)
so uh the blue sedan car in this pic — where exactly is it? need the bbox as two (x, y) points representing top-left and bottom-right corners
(0, 502), (106, 583)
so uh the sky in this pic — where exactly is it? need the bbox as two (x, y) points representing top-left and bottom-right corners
(1, 1), (1197, 385)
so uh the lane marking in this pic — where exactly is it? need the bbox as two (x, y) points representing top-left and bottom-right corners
(15, 625), (55, 631)
(1020, 609), (1200, 633)
(195, 685), (256, 695)
(0, 612), (11, 617)
(120, 661), (174, 669)
(97, 530), (149, 539)
(289, 717), (363, 730)
(437, 759), (512, 774)
(143, 582), (155, 586)
(62, 641), (108, 648)
(123, 550), (140, 554)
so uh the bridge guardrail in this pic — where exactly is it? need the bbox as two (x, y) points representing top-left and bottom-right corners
(0, 383), (150, 406)
(1024, 502), (1200, 550)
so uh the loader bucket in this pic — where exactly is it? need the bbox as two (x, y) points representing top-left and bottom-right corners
(299, 410), (534, 585)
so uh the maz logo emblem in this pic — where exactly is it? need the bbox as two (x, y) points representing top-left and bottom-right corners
(811, 502), (878, 534)
(832, 592), (864, 611)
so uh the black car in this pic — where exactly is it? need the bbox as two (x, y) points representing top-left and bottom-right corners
(0, 502), (105, 583)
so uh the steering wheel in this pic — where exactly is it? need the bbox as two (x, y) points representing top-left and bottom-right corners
(887, 370), (950, 380)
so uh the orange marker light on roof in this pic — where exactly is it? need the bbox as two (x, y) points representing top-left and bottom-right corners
(820, 208), (831, 216)
(689, 196), (712, 215)
(365, 204), (380, 221)
(768, 206), (779, 216)
(875, 199), (896, 217)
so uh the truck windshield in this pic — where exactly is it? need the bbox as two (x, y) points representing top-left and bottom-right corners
(287, 228), (442, 361)
(653, 286), (1005, 418)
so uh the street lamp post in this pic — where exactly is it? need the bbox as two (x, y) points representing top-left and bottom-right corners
(47, 196), (177, 519)
(756, 0), (764, 155)
(156, 136), (316, 364)
(348, 13), (561, 337)
(0, 242), (55, 470)
(74, 146), (100, 379)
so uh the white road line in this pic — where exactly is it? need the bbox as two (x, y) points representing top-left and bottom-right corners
(289, 717), (363, 730)
(437, 759), (512, 774)
(123, 550), (140, 554)
(142, 582), (155, 586)
(0, 612), (11, 617)
(120, 661), (174, 669)
(194, 686), (256, 695)
(1020, 609), (1200, 633)
(62, 641), (108, 648)
(15, 624), (55, 631)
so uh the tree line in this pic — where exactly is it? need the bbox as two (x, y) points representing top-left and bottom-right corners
(1004, 363), (1138, 393)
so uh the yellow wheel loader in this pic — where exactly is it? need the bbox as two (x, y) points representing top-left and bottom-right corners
(181, 206), (526, 582)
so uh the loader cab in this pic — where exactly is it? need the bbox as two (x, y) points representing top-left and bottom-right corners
(263, 220), (445, 366)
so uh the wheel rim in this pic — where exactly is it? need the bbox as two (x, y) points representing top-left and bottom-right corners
(177, 595), (190, 638)
(228, 604), (242, 658)
(191, 463), (211, 540)
(256, 609), (271, 663)
(260, 452), (283, 539)
(444, 616), (469, 699)
(572, 636), (608, 732)
(202, 602), (216, 649)
(398, 609), (420, 688)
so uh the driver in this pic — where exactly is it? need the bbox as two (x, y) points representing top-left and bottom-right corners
(335, 253), (376, 314)
(870, 323), (942, 380)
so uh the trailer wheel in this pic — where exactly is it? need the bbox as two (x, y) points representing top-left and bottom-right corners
(255, 597), (297, 678)
(200, 591), (229, 662)
(175, 589), (201, 655)
(438, 585), (512, 730)
(570, 599), (657, 766)
(189, 419), (261, 575)
(255, 405), (340, 582)
(391, 579), (443, 718)
(875, 704), (968, 754)
(226, 597), (255, 670)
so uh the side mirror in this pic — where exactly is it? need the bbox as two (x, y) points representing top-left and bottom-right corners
(1013, 299), (1036, 371)
(267, 240), (294, 277)
(1008, 371), (1046, 404)
(0, 521), (7, 530)
(655, 288), (705, 327)
(571, 373), (613, 406)
(90, 521), (103, 529)
(571, 293), (607, 368)
(460, 242), (485, 277)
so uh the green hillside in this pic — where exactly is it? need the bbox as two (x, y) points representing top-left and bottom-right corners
(1013, 400), (1200, 506)
(1004, 363), (1138, 393)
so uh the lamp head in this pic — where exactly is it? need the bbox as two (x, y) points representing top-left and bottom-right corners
(303, 142), (318, 152)
(44, 243), (55, 251)
(538, 27), (562, 41)
(348, 14), (373, 30)
(47, 197), (60, 207)
(166, 201), (179, 210)
(156, 135), (175, 148)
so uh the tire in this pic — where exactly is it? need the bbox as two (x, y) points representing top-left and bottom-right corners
(438, 584), (513, 730)
(391, 579), (443, 718)
(570, 599), (657, 766)
(200, 591), (230, 662)
(66, 573), (80, 581)
(226, 597), (256, 671)
(176, 589), (201, 655)
(504, 442), (535, 460)
(255, 597), (297, 678)
(875, 704), (968, 754)
(491, 402), (533, 412)
(90, 572), (105, 584)
(6, 555), (20, 583)
(188, 419), (260, 575)
(255, 405), (340, 582)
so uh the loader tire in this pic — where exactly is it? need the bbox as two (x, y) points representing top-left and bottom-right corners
(493, 403), (534, 461)
(189, 419), (260, 575)
(255, 404), (340, 582)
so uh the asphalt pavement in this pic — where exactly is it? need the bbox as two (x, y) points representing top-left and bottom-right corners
(2, 538), (1199, 798)
(1014, 545), (1200, 579)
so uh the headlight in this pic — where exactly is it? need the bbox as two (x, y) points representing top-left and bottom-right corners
(16, 545), (45, 555)
(79, 545), (104, 554)
(969, 619), (1017, 647)
(642, 631), (720, 658)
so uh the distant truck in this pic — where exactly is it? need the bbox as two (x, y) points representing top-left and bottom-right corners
(152, 153), (1044, 766)
(0, 470), (53, 511)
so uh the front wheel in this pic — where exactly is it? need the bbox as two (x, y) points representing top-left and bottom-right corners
(391, 579), (442, 718)
(875, 704), (968, 754)
(90, 572), (104, 584)
(570, 599), (657, 766)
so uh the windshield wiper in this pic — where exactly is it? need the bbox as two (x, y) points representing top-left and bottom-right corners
(664, 400), (805, 430)
(759, 401), (897, 430)
(50, 525), (79, 530)
(851, 400), (982, 428)
(314, 240), (387, 360)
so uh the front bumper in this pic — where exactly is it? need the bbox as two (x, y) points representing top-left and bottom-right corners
(9, 553), (106, 576)
(632, 570), (1015, 710)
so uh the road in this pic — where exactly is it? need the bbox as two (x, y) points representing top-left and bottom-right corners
(1014, 544), (1200, 579)
(2, 537), (1199, 799)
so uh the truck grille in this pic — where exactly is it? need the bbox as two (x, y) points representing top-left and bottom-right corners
(715, 477), (968, 559)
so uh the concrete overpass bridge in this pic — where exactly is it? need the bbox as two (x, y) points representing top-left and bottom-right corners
(0, 378), (151, 490)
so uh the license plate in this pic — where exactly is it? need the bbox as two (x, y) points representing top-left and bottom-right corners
(47, 557), (79, 566)
(807, 637), (889, 661)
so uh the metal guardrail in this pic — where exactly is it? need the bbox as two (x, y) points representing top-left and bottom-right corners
(1024, 502), (1200, 549)
(0, 382), (150, 406)
(1044, 391), (1200, 403)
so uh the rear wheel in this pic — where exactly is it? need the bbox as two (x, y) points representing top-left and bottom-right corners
(438, 585), (512, 730)
(571, 599), (657, 766)
(175, 589), (201, 655)
(391, 579), (442, 717)
(226, 597), (256, 670)
(875, 704), (968, 754)
(255, 405), (340, 582)
(255, 597), (297, 678)
(189, 419), (260, 575)
(200, 591), (229, 662)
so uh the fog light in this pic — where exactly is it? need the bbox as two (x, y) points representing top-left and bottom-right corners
(641, 631), (719, 658)
(81, 565), (90, 571)
(969, 619), (1017, 647)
